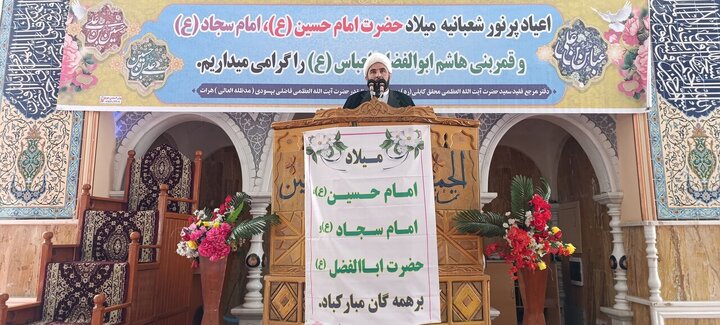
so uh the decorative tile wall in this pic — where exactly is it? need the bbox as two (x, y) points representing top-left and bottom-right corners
(0, 0), (83, 219)
(224, 112), (275, 178)
(113, 111), (149, 152)
(455, 112), (617, 157)
(3, 0), (67, 120)
(650, 0), (720, 219)
(0, 0), (16, 92)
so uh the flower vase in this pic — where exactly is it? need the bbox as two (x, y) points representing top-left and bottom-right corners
(199, 256), (228, 325)
(518, 263), (549, 325)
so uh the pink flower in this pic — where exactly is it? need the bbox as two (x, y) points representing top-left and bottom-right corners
(59, 36), (82, 88)
(71, 63), (98, 90)
(189, 228), (205, 241)
(214, 222), (232, 238)
(617, 69), (644, 97)
(622, 16), (641, 46)
(634, 40), (649, 86)
(197, 223), (232, 261)
(603, 30), (622, 44)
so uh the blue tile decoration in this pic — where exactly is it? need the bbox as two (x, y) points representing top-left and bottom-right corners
(0, 0), (15, 93)
(13, 124), (47, 203)
(650, 92), (720, 219)
(0, 99), (84, 219)
(0, 0), (83, 219)
(225, 112), (275, 178)
(652, 0), (720, 118)
(114, 112), (150, 152)
(2, 0), (67, 120)
(649, 0), (720, 219)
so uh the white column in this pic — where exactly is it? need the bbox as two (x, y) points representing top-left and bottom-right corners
(231, 192), (271, 325)
(594, 192), (629, 310)
(595, 192), (633, 325)
(644, 224), (662, 302)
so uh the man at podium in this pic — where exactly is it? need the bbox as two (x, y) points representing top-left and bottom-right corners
(343, 52), (415, 109)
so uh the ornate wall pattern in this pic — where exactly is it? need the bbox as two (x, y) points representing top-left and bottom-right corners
(456, 112), (617, 158)
(113, 112), (149, 152)
(650, 0), (720, 219)
(0, 0), (14, 92)
(114, 112), (276, 181)
(0, 0), (83, 218)
(455, 113), (505, 148)
(2, 0), (67, 120)
(224, 112), (276, 178)
(583, 114), (617, 156)
(0, 99), (83, 218)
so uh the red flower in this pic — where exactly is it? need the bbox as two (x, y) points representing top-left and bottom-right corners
(218, 195), (233, 215)
(530, 194), (552, 230)
(485, 242), (501, 256)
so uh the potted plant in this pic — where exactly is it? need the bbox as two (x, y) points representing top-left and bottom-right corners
(176, 192), (278, 325)
(453, 175), (575, 325)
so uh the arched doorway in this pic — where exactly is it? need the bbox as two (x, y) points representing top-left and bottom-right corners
(123, 118), (251, 322)
(482, 117), (616, 325)
(146, 120), (240, 207)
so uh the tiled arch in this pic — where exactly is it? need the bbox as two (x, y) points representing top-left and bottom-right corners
(477, 113), (621, 194)
(113, 112), (292, 194)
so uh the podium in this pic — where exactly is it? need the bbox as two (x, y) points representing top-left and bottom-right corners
(264, 100), (490, 324)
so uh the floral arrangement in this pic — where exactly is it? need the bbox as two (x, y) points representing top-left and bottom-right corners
(454, 175), (575, 278)
(601, 5), (649, 100)
(176, 192), (279, 267)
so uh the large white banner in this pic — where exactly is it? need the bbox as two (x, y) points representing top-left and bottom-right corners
(304, 125), (440, 324)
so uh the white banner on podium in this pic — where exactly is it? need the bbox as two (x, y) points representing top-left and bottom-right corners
(303, 125), (440, 325)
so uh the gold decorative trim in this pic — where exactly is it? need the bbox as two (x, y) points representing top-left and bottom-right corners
(439, 265), (485, 276)
(272, 99), (480, 130)
(270, 266), (305, 276)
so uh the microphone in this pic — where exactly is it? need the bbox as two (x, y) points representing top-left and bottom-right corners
(367, 79), (377, 98)
(376, 78), (387, 98)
